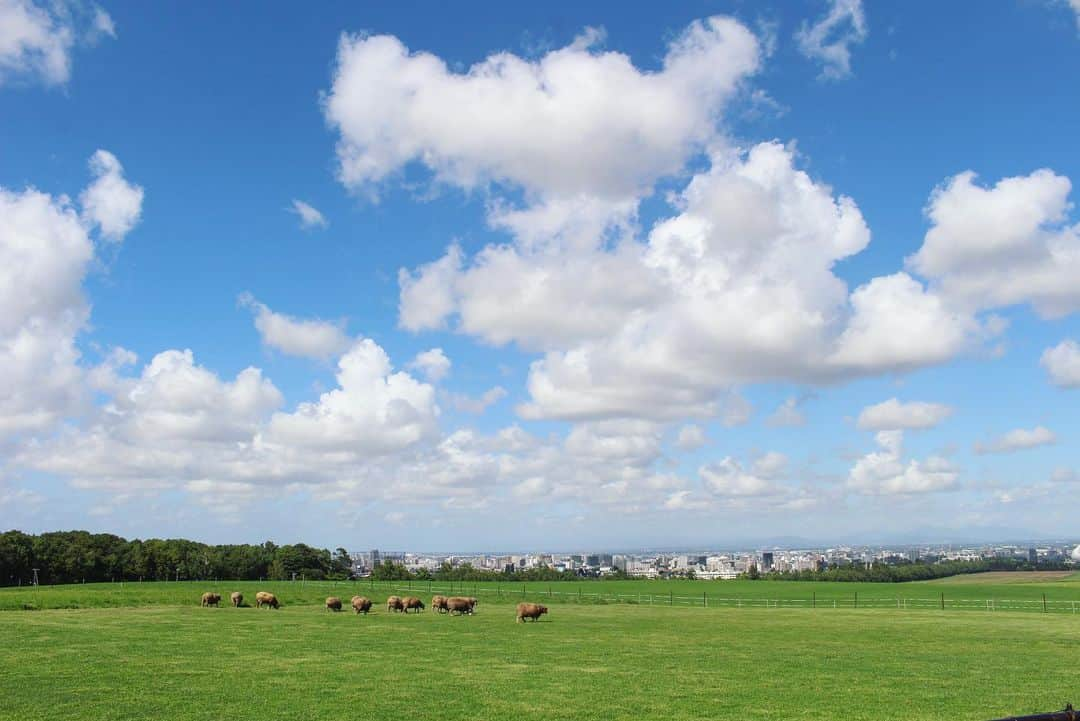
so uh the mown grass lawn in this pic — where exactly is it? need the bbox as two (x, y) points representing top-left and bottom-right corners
(1, 591), (1078, 721)
(5, 573), (1080, 612)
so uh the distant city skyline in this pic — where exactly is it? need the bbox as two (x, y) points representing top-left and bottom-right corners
(2, 1), (1080, 548)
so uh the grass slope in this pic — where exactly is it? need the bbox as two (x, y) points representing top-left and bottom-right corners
(1, 599), (1077, 721)
(5, 575), (1080, 612)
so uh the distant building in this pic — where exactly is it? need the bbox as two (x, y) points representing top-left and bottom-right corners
(1028, 547), (1038, 564)
(762, 552), (774, 571)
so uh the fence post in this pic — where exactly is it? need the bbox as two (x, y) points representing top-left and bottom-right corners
(854, 592), (858, 609)
(669, 591), (672, 606)
(1043, 593), (1047, 613)
(940, 592), (944, 610)
(813, 591), (816, 609)
(703, 591), (707, 608)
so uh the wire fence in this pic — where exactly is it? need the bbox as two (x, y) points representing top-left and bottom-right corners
(355, 580), (1080, 615)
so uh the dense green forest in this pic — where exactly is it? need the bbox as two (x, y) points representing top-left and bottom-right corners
(0, 530), (352, 585)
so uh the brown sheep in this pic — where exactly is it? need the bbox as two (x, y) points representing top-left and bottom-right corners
(516, 602), (548, 622)
(446, 596), (475, 616)
(326, 596), (342, 612)
(386, 595), (405, 613)
(255, 591), (280, 609)
(230, 591), (243, 607)
(403, 596), (425, 613)
(201, 592), (221, 607)
(351, 595), (372, 614)
(431, 595), (448, 613)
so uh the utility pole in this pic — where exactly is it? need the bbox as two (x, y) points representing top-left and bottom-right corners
(32, 568), (39, 586)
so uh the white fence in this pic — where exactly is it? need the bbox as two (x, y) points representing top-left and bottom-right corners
(355, 581), (1080, 615)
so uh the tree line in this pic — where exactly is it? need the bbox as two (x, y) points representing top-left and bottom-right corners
(0, 530), (353, 586)
(743, 557), (1072, 583)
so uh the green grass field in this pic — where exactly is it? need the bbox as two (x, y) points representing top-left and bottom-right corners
(2, 576), (1079, 720)
(6, 573), (1080, 612)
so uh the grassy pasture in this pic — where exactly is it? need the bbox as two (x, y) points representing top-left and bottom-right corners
(5, 574), (1080, 612)
(924, 571), (1080, 585)
(1, 591), (1078, 721)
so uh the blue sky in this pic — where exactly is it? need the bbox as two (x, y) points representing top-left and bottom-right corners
(1, 0), (1079, 550)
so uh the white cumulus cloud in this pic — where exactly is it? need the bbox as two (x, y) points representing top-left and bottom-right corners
(975, 426), (1057, 455)
(909, 169), (1080, 318)
(409, 347), (451, 381)
(240, 294), (351, 360)
(0, 150), (141, 437)
(324, 17), (760, 200)
(856, 398), (953, 431)
(79, 150), (144, 241)
(1041, 339), (1080, 388)
(701, 456), (783, 497)
(847, 430), (958, 495)
(0, 1), (117, 87)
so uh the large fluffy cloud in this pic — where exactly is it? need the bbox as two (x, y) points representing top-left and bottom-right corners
(847, 430), (958, 495)
(19, 349), (281, 490)
(324, 17), (760, 200)
(358, 18), (993, 423)
(510, 143), (975, 420)
(18, 339), (441, 497)
(0, 150), (141, 437)
(264, 339), (438, 453)
(909, 169), (1080, 317)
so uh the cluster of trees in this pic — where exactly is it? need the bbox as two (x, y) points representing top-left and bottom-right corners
(370, 560), (584, 583)
(744, 557), (1072, 583)
(0, 530), (353, 586)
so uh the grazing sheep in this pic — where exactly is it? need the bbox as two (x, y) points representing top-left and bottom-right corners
(255, 591), (280, 609)
(516, 602), (548, 622)
(386, 595), (405, 613)
(201, 592), (221, 607)
(326, 596), (343, 612)
(446, 596), (475, 616)
(403, 596), (425, 613)
(351, 596), (372, 614)
(431, 595), (449, 613)
(230, 592), (243, 607)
